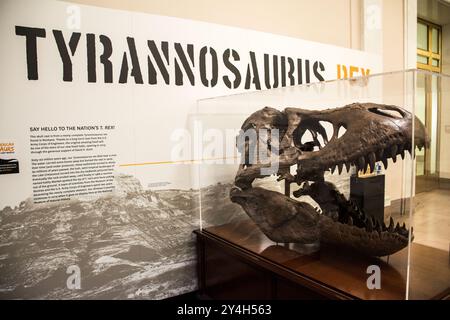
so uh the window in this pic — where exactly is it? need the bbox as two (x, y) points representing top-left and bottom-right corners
(417, 19), (441, 72)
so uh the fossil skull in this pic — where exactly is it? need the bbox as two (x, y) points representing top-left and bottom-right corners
(230, 102), (429, 257)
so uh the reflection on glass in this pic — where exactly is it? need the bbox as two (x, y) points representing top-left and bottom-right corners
(417, 55), (428, 65)
(417, 22), (428, 50)
(431, 28), (439, 53)
(416, 76), (426, 176)
(430, 76), (438, 174)
(432, 59), (439, 67)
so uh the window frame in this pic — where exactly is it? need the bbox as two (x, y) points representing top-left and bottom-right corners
(417, 18), (442, 73)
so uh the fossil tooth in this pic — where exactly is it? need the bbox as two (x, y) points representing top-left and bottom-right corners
(358, 157), (365, 171)
(367, 218), (374, 232)
(337, 162), (343, 174)
(395, 222), (400, 232)
(405, 143), (412, 155)
(345, 162), (351, 172)
(376, 221), (382, 233)
(388, 218), (394, 232)
(391, 145), (398, 158)
(402, 222), (406, 230)
(348, 216), (353, 226)
(368, 152), (376, 172)
(399, 144), (405, 159)
(382, 157), (388, 170)
(377, 149), (384, 160)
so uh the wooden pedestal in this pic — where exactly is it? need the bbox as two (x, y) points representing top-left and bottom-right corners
(194, 220), (450, 300)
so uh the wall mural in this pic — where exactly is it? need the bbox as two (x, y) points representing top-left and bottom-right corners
(0, 0), (381, 299)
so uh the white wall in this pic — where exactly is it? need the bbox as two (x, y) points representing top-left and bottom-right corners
(64, 0), (410, 75)
(63, 0), (362, 49)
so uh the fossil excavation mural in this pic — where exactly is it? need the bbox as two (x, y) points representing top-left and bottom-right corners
(230, 103), (429, 257)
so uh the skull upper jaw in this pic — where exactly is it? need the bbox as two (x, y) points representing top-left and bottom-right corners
(284, 104), (429, 183)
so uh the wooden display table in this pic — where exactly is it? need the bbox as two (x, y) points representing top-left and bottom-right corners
(194, 220), (450, 300)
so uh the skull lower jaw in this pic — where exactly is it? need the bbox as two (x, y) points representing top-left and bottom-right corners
(319, 216), (410, 257)
(231, 181), (412, 257)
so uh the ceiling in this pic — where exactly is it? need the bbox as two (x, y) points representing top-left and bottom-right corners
(418, 0), (450, 25)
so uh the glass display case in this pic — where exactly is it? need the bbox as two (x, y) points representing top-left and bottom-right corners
(192, 69), (450, 300)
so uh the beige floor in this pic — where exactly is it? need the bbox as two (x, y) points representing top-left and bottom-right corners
(392, 189), (450, 252)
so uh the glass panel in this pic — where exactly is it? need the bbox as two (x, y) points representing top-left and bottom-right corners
(195, 70), (450, 300)
(417, 55), (428, 65)
(416, 75), (426, 176)
(409, 72), (450, 300)
(417, 22), (428, 50)
(196, 71), (422, 300)
(432, 59), (439, 67)
(430, 76), (438, 174)
(431, 27), (439, 53)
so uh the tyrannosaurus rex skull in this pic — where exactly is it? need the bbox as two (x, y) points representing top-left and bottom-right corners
(230, 102), (429, 257)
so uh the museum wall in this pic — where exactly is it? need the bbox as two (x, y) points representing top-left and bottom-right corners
(63, 0), (409, 202)
(62, 0), (362, 50)
(64, 0), (408, 71)
(380, 0), (404, 72)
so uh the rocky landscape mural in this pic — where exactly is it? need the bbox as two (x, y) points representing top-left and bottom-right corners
(0, 174), (245, 299)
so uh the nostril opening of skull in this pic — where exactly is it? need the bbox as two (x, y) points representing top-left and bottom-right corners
(369, 107), (403, 119)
